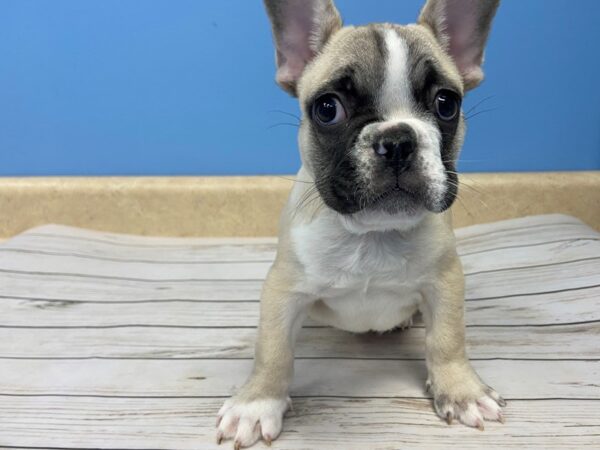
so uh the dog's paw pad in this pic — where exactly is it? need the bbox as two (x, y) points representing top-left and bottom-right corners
(216, 397), (290, 448)
(434, 388), (505, 430)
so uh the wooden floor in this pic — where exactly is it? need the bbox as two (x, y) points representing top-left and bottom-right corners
(0, 214), (599, 449)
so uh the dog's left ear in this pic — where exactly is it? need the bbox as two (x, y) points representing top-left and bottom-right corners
(419, 0), (500, 91)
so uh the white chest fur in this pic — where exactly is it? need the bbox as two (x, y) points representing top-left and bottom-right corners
(290, 209), (441, 332)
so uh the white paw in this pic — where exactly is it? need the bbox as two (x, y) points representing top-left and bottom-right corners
(216, 396), (291, 448)
(430, 382), (506, 430)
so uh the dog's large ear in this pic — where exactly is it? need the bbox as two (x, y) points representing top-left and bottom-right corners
(264, 0), (342, 96)
(419, 0), (499, 91)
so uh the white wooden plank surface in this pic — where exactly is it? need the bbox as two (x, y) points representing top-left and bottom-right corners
(1, 323), (598, 359)
(1, 397), (598, 450)
(0, 359), (598, 399)
(0, 285), (598, 327)
(0, 214), (599, 449)
(0, 397), (600, 450)
(0, 273), (263, 301)
(1, 235), (598, 282)
(2, 227), (598, 267)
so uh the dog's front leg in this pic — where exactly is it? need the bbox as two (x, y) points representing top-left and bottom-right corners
(420, 252), (506, 430)
(216, 264), (308, 448)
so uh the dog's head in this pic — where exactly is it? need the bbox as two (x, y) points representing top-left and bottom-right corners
(265, 0), (499, 224)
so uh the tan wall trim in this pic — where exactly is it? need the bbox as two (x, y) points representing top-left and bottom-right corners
(0, 172), (598, 238)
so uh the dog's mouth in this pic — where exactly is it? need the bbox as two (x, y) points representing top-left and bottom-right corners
(318, 168), (443, 216)
(390, 183), (417, 198)
(319, 179), (426, 216)
(361, 183), (424, 215)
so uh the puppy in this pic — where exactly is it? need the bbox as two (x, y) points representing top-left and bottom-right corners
(217, 0), (503, 447)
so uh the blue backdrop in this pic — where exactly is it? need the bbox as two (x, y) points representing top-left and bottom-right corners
(1, 0), (599, 175)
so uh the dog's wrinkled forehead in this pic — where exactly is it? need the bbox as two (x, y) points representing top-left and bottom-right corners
(298, 24), (463, 115)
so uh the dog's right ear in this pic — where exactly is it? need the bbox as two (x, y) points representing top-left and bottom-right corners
(264, 0), (342, 96)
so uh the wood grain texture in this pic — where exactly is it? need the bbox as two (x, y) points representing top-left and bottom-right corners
(0, 284), (598, 327)
(1, 323), (598, 360)
(1, 359), (598, 399)
(1, 397), (598, 450)
(0, 214), (599, 449)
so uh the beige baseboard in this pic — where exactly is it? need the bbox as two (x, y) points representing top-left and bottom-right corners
(0, 172), (598, 238)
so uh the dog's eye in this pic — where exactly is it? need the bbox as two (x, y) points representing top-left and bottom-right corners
(434, 90), (460, 121)
(312, 95), (347, 126)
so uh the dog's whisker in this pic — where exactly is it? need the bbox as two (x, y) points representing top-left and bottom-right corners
(464, 95), (495, 115)
(441, 159), (488, 165)
(267, 122), (301, 130)
(276, 175), (315, 184)
(447, 179), (491, 211)
(444, 171), (488, 198)
(465, 107), (499, 121)
(457, 181), (486, 198)
(267, 109), (302, 122)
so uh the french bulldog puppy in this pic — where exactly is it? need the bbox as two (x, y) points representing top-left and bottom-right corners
(217, 0), (503, 447)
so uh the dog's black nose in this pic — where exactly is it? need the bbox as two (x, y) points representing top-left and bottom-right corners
(372, 125), (416, 171)
(374, 139), (414, 161)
